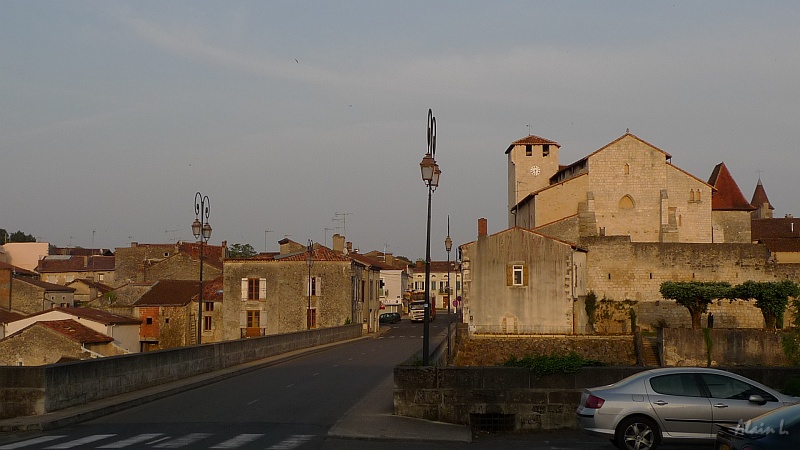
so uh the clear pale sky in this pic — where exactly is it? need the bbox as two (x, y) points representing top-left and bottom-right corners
(2, 1), (798, 261)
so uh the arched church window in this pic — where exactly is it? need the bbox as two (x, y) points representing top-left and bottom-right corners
(696, 190), (701, 201)
(619, 195), (635, 210)
(690, 190), (695, 202)
(624, 163), (630, 175)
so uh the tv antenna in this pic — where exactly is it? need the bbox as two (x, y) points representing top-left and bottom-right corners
(333, 212), (353, 237)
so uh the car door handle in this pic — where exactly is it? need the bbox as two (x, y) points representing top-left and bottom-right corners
(653, 400), (668, 406)
(713, 404), (729, 408)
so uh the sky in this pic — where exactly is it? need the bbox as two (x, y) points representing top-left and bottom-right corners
(2, 1), (799, 262)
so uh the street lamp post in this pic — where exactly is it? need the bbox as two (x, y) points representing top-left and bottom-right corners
(192, 192), (212, 346)
(306, 240), (314, 330)
(445, 217), (453, 361)
(420, 109), (441, 366)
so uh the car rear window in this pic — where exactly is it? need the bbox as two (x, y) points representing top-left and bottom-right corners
(650, 374), (704, 397)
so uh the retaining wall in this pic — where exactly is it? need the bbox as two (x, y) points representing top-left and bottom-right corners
(0, 324), (361, 419)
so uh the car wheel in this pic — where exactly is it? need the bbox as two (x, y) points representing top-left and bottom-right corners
(615, 416), (660, 450)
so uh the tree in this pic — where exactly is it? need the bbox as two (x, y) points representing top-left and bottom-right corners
(227, 243), (257, 258)
(0, 229), (36, 243)
(659, 281), (732, 329)
(732, 280), (800, 330)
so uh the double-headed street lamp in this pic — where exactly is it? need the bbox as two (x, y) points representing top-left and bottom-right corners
(307, 239), (314, 330)
(192, 192), (212, 346)
(420, 109), (441, 366)
(445, 217), (453, 360)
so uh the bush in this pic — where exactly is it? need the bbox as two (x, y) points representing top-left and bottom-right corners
(502, 352), (604, 377)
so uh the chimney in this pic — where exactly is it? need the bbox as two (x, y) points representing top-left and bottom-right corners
(346, 242), (353, 253)
(332, 234), (345, 253)
(478, 218), (488, 237)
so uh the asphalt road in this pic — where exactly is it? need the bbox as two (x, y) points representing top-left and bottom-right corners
(0, 313), (716, 450)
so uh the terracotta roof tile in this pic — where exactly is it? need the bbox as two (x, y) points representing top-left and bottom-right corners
(0, 261), (38, 277)
(751, 179), (774, 210)
(505, 134), (560, 154)
(752, 218), (800, 240)
(23, 307), (141, 325)
(708, 162), (755, 211)
(273, 245), (351, 262)
(133, 279), (200, 307)
(0, 309), (26, 323)
(37, 255), (115, 273)
(36, 319), (114, 344)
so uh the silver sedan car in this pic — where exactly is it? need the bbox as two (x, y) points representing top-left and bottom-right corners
(576, 367), (798, 450)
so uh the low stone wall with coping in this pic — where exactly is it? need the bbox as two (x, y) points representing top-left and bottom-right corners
(0, 324), (361, 420)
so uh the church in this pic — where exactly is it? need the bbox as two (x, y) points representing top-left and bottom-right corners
(459, 131), (800, 335)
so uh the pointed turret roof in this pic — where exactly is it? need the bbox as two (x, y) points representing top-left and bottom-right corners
(707, 162), (754, 211)
(751, 179), (774, 211)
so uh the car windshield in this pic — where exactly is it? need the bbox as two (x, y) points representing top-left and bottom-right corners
(732, 404), (800, 437)
(409, 304), (424, 310)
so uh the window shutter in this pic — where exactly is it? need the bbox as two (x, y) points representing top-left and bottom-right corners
(317, 277), (322, 296)
(506, 265), (513, 286)
(259, 278), (267, 299)
(241, 278), (248, 301)
(306, 276), (310, 296)
(239, 309), (246, 326)
(523, 264), (529, 286)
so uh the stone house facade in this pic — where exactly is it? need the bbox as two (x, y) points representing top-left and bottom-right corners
(133, 279), (222, 350)
(36, 255), (115, 286)
(7, 278), (75, 315)
(0, 319), (123, 366)
(411, 260), (462, 310)
(222, 238), (380, 340)
(3, 306), (141, 352)
(460, 218), (588, 334)
(114, 242), (224, 287)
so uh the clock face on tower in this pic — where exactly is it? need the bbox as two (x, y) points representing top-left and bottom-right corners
(529, 165), (541, 176)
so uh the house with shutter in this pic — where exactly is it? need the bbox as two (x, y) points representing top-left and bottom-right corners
(459, 218), (588, 334)
(36, 254), (116, 286)
(222, 235), (380, 340)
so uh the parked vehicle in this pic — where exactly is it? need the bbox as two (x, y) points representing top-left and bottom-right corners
(576, 367), (798, 450)
(715, 403), (800, 450)
(379, 312), (401, 324)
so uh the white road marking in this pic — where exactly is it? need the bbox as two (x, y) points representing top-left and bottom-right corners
(0, 436), (66, 449)
(247, 399), (258, 405)
(267, 434), (313, 450)
(153, 433), (212, 448)
(98, 434), (164, 448)
(209, 434), (264, 448)
(45, 434), (116, 449)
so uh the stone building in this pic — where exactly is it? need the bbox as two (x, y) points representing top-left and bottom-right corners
(36, 255), (115, 286)
(0, 319), (124, 366)
(114, 242), (224, 287)
(362, 251), (411, 314)
(3, 307), (141, 353)
(65, 278), (114, 305)
(410, 260), (462, 310)
(222, 236), (380, 340)
(460, 218), (587, 334)
(497, 131), (800, 332)
(5, 277), (75, 315)
(132, 279), (222, 350)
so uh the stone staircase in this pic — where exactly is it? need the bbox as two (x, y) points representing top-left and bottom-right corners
(641, 336), (660, 367)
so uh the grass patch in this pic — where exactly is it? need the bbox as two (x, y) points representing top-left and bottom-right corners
(502, 352), (605, 377)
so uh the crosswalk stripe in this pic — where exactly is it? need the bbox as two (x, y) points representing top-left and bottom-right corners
(267, 434), (313, 450)
(97, 433), (164, 448)
(45, 435), (116, 449)
(153, 433), (212, 448)
(208, 434), (264, 448)
(0, 436), (66, 449)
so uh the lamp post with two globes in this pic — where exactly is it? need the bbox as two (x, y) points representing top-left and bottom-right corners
(192, 192), (212, 346)
(420, 109), (441, 366)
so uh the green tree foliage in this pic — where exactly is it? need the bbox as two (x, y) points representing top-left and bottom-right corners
(731, 280), (800, 330)
(659, 281), (731, 329)
(227, 243), (257, 258)
(0, 229), (36, 244)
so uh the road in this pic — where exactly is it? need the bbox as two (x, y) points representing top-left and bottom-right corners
(0, 312), (714, 450)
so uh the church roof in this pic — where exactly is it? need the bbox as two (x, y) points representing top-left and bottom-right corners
(707, 162), (755, 211)
(505, 134), (560, 154)
(751, 179), (774, 211)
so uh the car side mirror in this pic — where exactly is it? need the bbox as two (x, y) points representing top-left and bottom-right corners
(748, 394), (767, 405)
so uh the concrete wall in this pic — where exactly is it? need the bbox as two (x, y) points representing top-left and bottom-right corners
(394, 365), (800, 431)
(0, 324), (361, 419)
